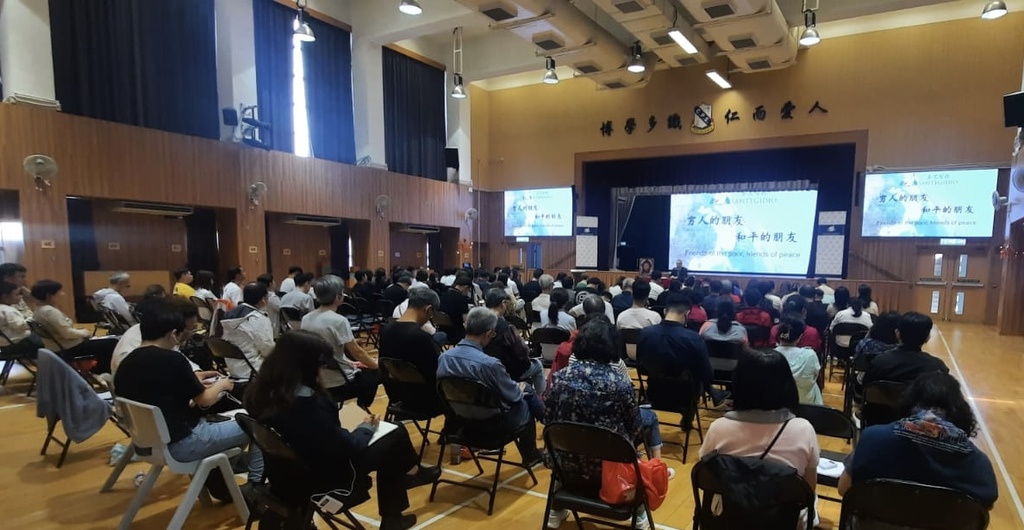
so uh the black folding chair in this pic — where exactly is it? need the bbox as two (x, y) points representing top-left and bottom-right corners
(641, 365), (704, 463)
(280, 306), (304, 332)
(0, 328), (38, 395)
(617, 328), (646, 400)
(235, 413), (368, 530)
(793, 403), (857, 502)
(505, 314), (532, 342)
(860, 380), (909, 428)
(742, 324), (771, 348)
(704, 339), (743, 388)
(542, 422), (655, 530)
(378, 357), (443, 459)
(839, 479), (990, 530)
(530, 327), (570, 367)
(205, 337), (259, 378)
(684, 320), (703, 333)
(429, 377), (539, 515)
(191, 296), (214, 329)
(828, 323), (870, 384)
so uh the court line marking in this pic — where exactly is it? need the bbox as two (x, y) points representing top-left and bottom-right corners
(412, 469), (531, 530)
(441, 467), (548, 499)
(0, 403), (27, 411)
(937, 328), (1024, 526)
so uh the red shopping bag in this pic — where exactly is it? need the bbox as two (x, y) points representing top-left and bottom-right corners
(599, 457), (670, 510)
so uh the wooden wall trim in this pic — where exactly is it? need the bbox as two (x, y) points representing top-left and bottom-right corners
(384, 43), (447, 72)
(273, 0), (352, 32)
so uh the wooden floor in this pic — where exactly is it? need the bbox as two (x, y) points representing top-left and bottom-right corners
(1, 322), (1022, 529)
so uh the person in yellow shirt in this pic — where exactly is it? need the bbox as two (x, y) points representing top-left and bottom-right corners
(172, 268), (196, 298)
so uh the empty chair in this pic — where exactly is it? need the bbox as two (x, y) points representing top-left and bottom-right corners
(839, 479), (989, 530)
(641, 365), (704, 463)
(35, 349), (111, 468)
(378, 357), (444, 459)
(860, 380), (909, 428)
(793, 403), (857, 502)
(113, 397), (248, 530)
(704, 339), (743, 388)
(530, 327), (571, 366)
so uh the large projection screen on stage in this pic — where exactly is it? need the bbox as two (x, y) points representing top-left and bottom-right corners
(668, 189), (819, 275)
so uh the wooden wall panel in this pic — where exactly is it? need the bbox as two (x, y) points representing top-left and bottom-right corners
(998, 139), (1024, 335)
(91, 203), (188, 271)
(389, 230), (427, 268)
(265, 213), (331, 279)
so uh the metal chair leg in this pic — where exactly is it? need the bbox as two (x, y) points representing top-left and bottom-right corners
(488, 449), (504, 515)
(56, 436), (72, 468)
(41, 420), (57, 455)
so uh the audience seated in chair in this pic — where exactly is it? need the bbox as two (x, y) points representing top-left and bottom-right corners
(483, 288), (546, 395)
(0, 263), (35, 320)
(531, 274), (556, 314)
(383, 275), (412, 307)
(736, 288), (773, 347)
(544, 317), (668, 529)
(244, 331), (440, 530)
(838, 372), (998, 508)
(829, 292), (873, 347)
(610, 278), (634, 318)
(221, 266), (246, 307)
(0, 281), (43, 360)
(379, 286), (442, 386)
(437, 307), (543, 466)
(279, 266), (303, 294)
(857, 284), (880, 316)
(32, 280), (119, 374)
(699, 300), (749, 345)
(172, 268), (196, 299)
(439, 276), (473, 343)
(854, 311), (901, 364)
(863, 312), (948, 386)
(548, 295), (608, 383)
(114, 301), (262, 483)
(280, 272), (316, 314)
(770, 298), (822, 351)
(774, 317), (823, 405)
(699, 350), (821, 528)
(93, 271), (135, 325)
(800, 285), (830, 339)
(539, 288), (576, 332)
(219, 282), (275, 379)
(301, 275), (381, 411)
(616, 280), (662, 330)
(191, 270), (221, 303)
(255, 274), (282, 333)
(520, 268), (543, 307)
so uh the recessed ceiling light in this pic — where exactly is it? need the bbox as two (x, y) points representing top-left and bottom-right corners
(399, 0), (422, 15)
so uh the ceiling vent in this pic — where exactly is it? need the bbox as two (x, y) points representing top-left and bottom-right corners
(614, 0), (647, 14)
(604, 81), (627, 89)
(677, 56), (699, 66)
(704, 2), (736, 18)
(398, 224), (441, 234)
(481, 2), (518, 21)
(681, 0), (769, 23)
(729, 36), (758, 49)
(651, 32), (675, 46)
(697, 0), (787, 52)
(747, 58), (772, 70)
(283, 215), (342, 227)
(574, 63), (602, 74)
(727, 32), (797, 72)
(111, 201), (194, 216)
(533, 32), (565, 50)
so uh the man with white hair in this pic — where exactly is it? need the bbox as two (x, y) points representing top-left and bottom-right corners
(530, 274), (555, 313)
(94, 271), (134, 323)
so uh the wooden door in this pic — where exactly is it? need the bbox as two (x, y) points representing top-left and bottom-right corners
(913, 247), (991, 323)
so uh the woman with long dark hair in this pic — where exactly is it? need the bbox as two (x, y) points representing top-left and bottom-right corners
(857, 284), (879, 316)
(827, 286), (852, 318)
(838, 372), (998, 507)
(699, 299), (748, 344)
(542, 288), (575, 331)
(854, 310), (900, 362)
(829, 296), (873, 348)
(244, 331), (439, 530)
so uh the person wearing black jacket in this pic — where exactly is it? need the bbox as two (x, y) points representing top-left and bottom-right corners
(383, 275), (412, 306)
(482, 288), (545, 394)
(521, 268), (543, 307)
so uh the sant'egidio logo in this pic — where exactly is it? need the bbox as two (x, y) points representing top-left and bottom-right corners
(691, 103), (714, 135)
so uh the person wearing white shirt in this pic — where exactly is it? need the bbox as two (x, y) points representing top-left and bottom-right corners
(816, 277), (835, 305)
(539, 289), (576, 332)
(220, 284), (276, 379)
(829, 299), (874, 348)
(0, 282), (42, 358)
(569, 294), (615, 322)
(279, 266), (303, 294)
(857, 285), (880, 316)
(93, 271), (135, 324)
(440, 270), (457, 287)
(0, 263), (34, 320)
(280, 272), (315, 314)
(530, 274), (555, 314)
(411, 270), (429, 290)
(775, 317), (823, 405)
(647, 272), (665, 301)
(221, 266), (246, 306)
(616, 280), (662, 330)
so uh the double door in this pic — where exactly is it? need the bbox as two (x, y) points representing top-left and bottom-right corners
(913, 248), (991, 323)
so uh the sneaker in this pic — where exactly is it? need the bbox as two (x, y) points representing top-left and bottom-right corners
(667, 467), (676, 480)
(634, 510), (650, 530)
(547, 509), (570, 528)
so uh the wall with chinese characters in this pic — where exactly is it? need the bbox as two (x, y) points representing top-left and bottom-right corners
(472, 13), (1023, 192)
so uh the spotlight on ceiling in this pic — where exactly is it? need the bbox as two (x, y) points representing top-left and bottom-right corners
(667, 28), (698, 54)
(705, 69), (732, 89)
(981, 0), (1008, 19)
(543, 56), (559, 85)
(451, 73), (467, 99)
(399, 0), (422, 15)
(626, 42), (645, 74)
(799, 10), (820, 46)
(293, 0), (315, 42)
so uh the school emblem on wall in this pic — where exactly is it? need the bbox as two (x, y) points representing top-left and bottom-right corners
(691, 103), (714, 134)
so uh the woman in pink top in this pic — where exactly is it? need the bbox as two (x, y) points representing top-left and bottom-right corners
(699, 350), (820, 526)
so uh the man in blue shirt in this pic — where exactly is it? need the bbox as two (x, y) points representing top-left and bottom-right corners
(637, 297), (728, 406)
(437, 307), (542, 466)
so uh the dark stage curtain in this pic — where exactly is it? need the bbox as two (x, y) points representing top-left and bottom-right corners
(382, 47), (447, 181)
(583, 144), (857, 272)
(49, 0), (219, 139)
(185, 208), (220, 284)
(66, 198), (100, 322)
(253, 0), (295, 153)
(427, 232), (443, 271)
(303, 18), (356, 164)
(329, 222), (350, 277)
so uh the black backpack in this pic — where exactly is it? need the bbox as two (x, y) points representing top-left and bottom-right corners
(692, 420), (816, 530)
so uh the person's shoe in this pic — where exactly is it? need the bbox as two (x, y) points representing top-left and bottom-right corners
(710, 389), (731, 408)
(547, 508), (570, 528)
(450, 446), (472, 465)
(380, 513), (417, 530)
(667, 467), (676, 480)
(405, 465), (441, 489)
(523, 452), (544, 468)
(634, 510), (650, 530)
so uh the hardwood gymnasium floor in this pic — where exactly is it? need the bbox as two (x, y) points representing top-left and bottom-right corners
(1, 322), (1021, 530)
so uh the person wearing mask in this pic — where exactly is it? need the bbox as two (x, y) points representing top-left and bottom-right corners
(0, 263), (34, 319)
(111, 297), (213, 378)
(379, 287), (443, 384)
(278, 266), (303, 294)
(280, 272), (316, 314)
(301, 275), (381, 412)
(539, 288), (575, 332)
(222, 266), (246, 306)
(483, 288), (546, 396)
(545, 317), (671, 529)
(220, 283), (276, 379)
(33, 280), (119, 373)
(829, 295), (873, 348)
(700, 300), (749, 345)
(0, 281), (42, 358)
(857, 284), (880, 316)
(838, 372), (997, 508)
(774, 317), (823, 405)
(172, 269), (195, 299)
(115, 302), (262, 484)
(383, 275), (412, 306)
(610, 278), (634, 318)
(437, 307), (544, 466)
(616, 280), (662, 330)
(439, 276), (473, 343)
(699, 350), (820, 528)
(93, 271), (135, 324)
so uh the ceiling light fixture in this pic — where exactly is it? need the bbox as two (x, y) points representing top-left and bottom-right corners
(626, 42), (645, 74)
(399, 0), (422, 15)
(451, 28), (467, 99)
(981, 0), (1008, 19)
(799, 9), (820, 46)
(543, 56), (559, 85)
(293, 0), (315, 42)
(667, 28), (698, 54)
(705, 69), (732, 89)
(451, 74), (467, 98)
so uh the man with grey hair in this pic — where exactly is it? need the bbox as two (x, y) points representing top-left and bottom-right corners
(94, 271), (135, 323)
(530, 274), (555, 314)
(380, 286), (444, 381)
(611, 277), (635, 318)
(301, 275), (380, 412)
(392, 285), (448, 344)
(568, 294), (615, 322)
(437, 307), (543, 467)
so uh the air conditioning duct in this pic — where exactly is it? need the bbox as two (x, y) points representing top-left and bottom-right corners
(283, 215), (342, 227)
(398, 224), (441, 234)
(111, 201), (194, 216)
(727, 33), (797, 72)
(680, 0), (770, 22)
(592, 0), (712, 68)
(696, 0), (788, 52)
(454, 0), (652, 89)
